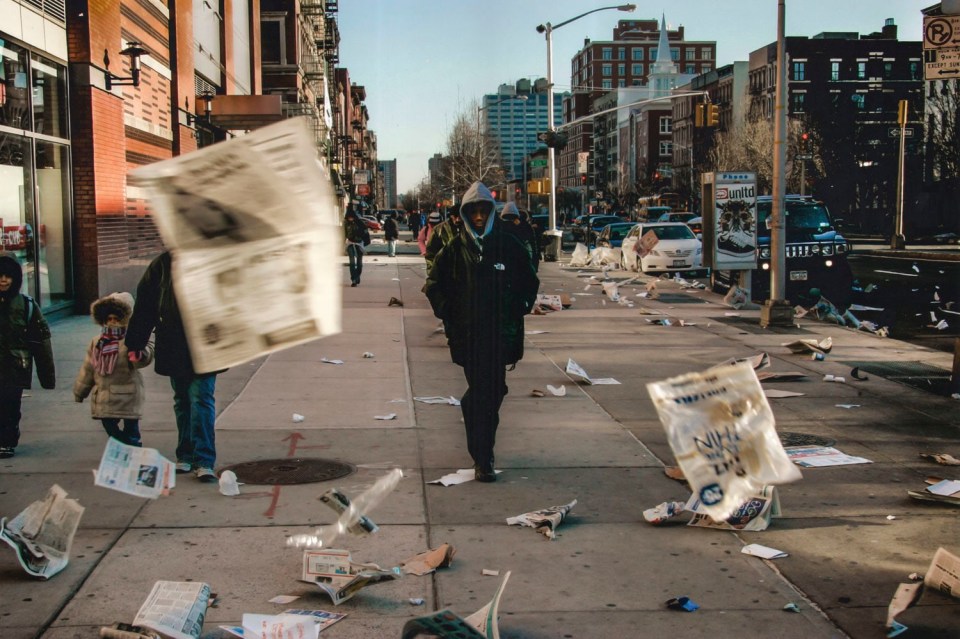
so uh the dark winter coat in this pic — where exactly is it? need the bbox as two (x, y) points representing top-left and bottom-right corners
(0, 251), (55, 390)
(424, 217), (460, 273)
(75, 292), (154, 419)
(383, 217), (399, 241)
(424, 188), (539, 368)
(125, 252), (205, 378)
(344, 215), (370, 247)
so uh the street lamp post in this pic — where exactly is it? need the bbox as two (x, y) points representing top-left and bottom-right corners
(537, 4), (636, 261)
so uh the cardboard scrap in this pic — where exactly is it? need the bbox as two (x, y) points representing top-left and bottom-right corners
(718, 352), (770, 371)
(785, 446), (872, 467)
(907, 477), (960, 505)
(886, 547), (960, 635)
(781, 337), (833, 355)
(506, 499), (577, 540)
(401, 543), (456, 576)
(663, 466), (686, 482)
(919, 453), (960, 466)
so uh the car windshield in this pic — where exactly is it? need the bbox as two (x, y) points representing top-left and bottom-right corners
(592, 217), (619, 227)
(757, 201), (832, 232)
(647, 225), (696, 240)
(607, 225), (631, 239)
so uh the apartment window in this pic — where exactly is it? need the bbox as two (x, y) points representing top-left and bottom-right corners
(618, 63), (625, 75)
(909, 61), (920, 80)
(602, 64), (612, 76)
(602, 79), (612, 89)
(851, 93), (865, 109)
(685, 64), (696, 74)
(261, 17), (285, 64)
(702, 49), (712, 60)
(883, 62), (894, 79)
(791, 92), (806, 112)
(632, 48), (644, 60)
(632, 63), (644, 75)
(670, 47), (679, 61)
(830, 61), (840, 81)
(659, 141), (672, 156)
(703, 65), (712, 73)
(659, 116), (672, 134)
(618, 79), (626, 87)
(632, 79), (642, 86)
(857, 61), (866, 79)
(685, 49), (695, 61)
(602, 47), (612, 60)
(792, 62), (805, 81)
(618, 48), (625, 60)
(651, 48), (658, 61)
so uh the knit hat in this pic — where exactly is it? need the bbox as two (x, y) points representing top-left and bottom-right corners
(428, 211), (442, 223)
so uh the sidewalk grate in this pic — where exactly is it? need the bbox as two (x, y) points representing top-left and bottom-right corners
(711, 316), (813, 334)
(221, 458), (356, 485)
(840, 360), (954, 397)
(779, 432), (835, 447)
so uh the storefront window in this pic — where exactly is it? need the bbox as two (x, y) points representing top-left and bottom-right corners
(0, 39), (30, 130)
(0, 133), (36, 298)
(34, 141), (71, 307)
(31, 53), (68, 138)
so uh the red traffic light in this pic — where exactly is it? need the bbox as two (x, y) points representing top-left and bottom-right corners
(801, 132), (809, 141)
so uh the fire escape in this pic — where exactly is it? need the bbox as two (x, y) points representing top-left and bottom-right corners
(298, 1), (340, 160)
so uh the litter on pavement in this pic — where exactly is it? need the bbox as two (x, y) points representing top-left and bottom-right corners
(482, 568), (500, 576)
(401, 571), (510, 639)
(0, 484), (83, 579)
(907, 478), (960, 505)
(94, 439), (175, 499)
(362, 352), (375, 358)
(318, 488), (380, 536)
(388, 297), (404, 307)
(717, 352), (770, 370)
(292, 413), (305, 423)
(823, 374), (847, 383)
(783, 603), (801, 613)
(643, 500), (686, 525)
(919, 453), (960, 466)
(646, 362), (801, 522)
(320, 357), (344, 365)
(763, 388), (805, 398)
(268, 595), (300, 604)
(374, 413), (397, 420)
(218, 470), (241, 496)
(428, 468), (502, 486)
(133, 581), (213, 639)
(684, 486), (782, 532)
(785, 446), (872, 467)
(666, 596), (699, 612)
(886, 547), (960, 636)
(400, 543), (456, 576)
(221, 613), (322, 639)
(741, 543), (788, 559)
(782, 337), (833, 355)
(546, 384), (567, 396)
(756, 371), (808, 382)
(506, 499), (577, 540)
(565, 358), (620, 385)
(850, 367), (869, 380)
(299, 549), (401, 605)
(414, 396), (461, 405)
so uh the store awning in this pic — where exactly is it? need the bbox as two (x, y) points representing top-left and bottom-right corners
(203, 95), (284, 130)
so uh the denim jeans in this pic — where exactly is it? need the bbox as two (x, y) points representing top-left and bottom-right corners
(101, 418), (142, 447)
(170, 374), (217, 468)
(387, 239), (398, 257)
(0, 387), (23, 448)
(347, 244), (364, 284)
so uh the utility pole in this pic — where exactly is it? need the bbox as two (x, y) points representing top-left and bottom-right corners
(891, 99), (908, 250)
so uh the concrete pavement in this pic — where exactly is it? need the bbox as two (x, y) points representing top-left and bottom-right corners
(1, 239), (958, 638)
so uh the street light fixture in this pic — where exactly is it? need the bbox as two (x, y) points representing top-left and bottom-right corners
(536, 4), (636, 261)
(104, 42), (148, 91)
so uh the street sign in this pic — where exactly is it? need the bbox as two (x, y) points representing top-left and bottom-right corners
(888, 127), (915, 138)
(924, 15), (960, 50)
(530, 158), (547, 168)
(924, 46), (960, 80)
(795, 153), (813, 160)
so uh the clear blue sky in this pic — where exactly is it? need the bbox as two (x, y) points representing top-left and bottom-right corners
(338, 0), (931, 194)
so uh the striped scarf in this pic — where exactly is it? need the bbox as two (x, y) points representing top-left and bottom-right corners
(93, 326), (125, 376)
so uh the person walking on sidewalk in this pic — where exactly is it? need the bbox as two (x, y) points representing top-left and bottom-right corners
(424, 208), (462, 272)
(0, 251), (55, 459)
(418, 211), (442, 259)
(344, 209), (370, 286)
(408, 210), (421, 242)
(424, 182), (540, 482)
(74, 292), (153, 447)
(384, 213), (400, 258)
(125, 251), (220, 483)
(499, 202), (540, 272)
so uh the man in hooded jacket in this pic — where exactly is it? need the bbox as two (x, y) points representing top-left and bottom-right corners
(424, 182), (539, 482)
(0, 251), (55, 458)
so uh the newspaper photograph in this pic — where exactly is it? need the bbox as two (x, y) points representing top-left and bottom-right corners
(0, 484), (84, 579)
(128, 118), (342, 373)
(401, 572), (510, 639)
(94, 438), (175, 499)
(133, 580), (212, 639)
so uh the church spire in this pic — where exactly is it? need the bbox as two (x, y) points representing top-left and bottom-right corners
(651, 13), (677, 75)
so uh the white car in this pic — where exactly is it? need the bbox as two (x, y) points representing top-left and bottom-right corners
(620, 222), (703, 273)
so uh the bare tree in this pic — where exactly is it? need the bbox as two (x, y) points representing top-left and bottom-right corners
(437, 102), (508, 201)
(926, 79), (960, 183)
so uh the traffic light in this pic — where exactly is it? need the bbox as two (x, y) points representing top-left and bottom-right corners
(695, 104), (705, 127)
(580, 174), (586, 185)
(706, 103), (719, 127)
(538, 130), (568, 150)
(800, 132), (810, 152)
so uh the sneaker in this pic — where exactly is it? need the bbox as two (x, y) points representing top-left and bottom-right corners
(195, 467), (218, 483)
(175, 461), (192, 473)
(474, 463), (497, 483)
(0, 447), (15, 459)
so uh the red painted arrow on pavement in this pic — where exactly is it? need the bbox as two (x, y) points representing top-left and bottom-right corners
(282, 432), (306, 457)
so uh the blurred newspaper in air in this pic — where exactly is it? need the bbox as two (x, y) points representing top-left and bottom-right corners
(129, 118), (342, 373)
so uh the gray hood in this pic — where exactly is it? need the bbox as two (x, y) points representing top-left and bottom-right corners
(459, 181), (497, 240)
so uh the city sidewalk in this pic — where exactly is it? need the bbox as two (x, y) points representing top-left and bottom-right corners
(1, 249), (957, 638)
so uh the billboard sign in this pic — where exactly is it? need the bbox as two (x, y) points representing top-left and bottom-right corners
(706, 172), (757, 271)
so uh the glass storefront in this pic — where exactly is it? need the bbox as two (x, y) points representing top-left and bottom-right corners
(0, 36), (72, 310)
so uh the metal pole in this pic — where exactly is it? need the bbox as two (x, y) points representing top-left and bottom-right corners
(545, 23), (560, 260)
(892, 102), (907, 250)
(800, 159), (806, 197)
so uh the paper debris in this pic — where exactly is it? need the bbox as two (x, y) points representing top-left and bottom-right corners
(94, 439), (175, 499)
(321, 357), (344, 365)
(565, 358), (620, 385)
(887, 515), (897, 520)
(292, 413), (305, 423)
(481, 568), (500, 577)
(646, 318), (672, 326)
(402, 572), (510, 639)
(685, 486), (782, 532)
(218, 470), (241, 496)
(643, 501), (686, 525)
(836, 404), (861, 409)
(401, 543), (456, 576)
(666, 596), (699, 612)
(718, 352), (770, 371)
(414, 396), (461, 406)
(823, 375), (846, 383)
(0, 484), (83, 579)
(756, 371), (807, 382)
(849, 304), (885, 312)
(136, 581), (212, 639)
(546, 384), (567, 397)
(663, 467), (686, 482)
(784, 603), (801, 613)
(299, 550), (402, 605)
(362, 352), (375, 358)
(374, 413), (397, 420)
(530, 389), (545, 397)
(428, 468), (501, 486)
(506, 499), (577, 540)
(535, 294), (564, 311)
(409, 598), (425, 605)
(782, 337), (832, 355)
(785, 446), (872, 467)
(919, 453), (960, 466)
(850, 367), (869, 381)
(388, 297), (404, 307)
(724, 312), (741, 317)
(926, 479), (960, 496)
(268, 595), (300, 604)
(763, 389), (805, 398)
(525, 330), (549, 335)
(601, 281), (620, 301)
(286, 470), (401, 548)
(741, 543), (788, 559)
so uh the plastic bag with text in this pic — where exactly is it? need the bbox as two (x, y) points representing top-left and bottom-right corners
(646, 362), (802, 521)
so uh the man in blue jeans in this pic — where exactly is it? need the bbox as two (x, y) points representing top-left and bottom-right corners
(125, 251), (219, 483)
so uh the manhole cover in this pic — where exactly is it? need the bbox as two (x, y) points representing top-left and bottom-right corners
(779, 432), (835, 447)
(221, 458), (356, 485)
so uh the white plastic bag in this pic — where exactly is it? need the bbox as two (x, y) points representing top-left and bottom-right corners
(646, 361), (801, 521)
(568, 243), (590, 267)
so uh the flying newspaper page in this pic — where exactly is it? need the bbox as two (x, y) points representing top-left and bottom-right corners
(133, 580), (212, 639)
(129, 118), (342, 373)
(0, 484), (84, 579)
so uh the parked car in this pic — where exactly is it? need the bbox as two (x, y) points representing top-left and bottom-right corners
(582, 215), (622, 245)
(620, 222), (703, 274)
(655, 211), (697, 224)
(686, 216), (703, 237)
(595, 222), (636, 249)
(361, 216), (382, 231)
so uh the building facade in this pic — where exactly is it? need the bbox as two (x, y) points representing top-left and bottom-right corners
(378, 159), (397, 209)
